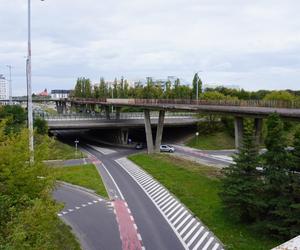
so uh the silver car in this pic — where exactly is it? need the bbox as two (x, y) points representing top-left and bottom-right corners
(160, 145), (175, 153)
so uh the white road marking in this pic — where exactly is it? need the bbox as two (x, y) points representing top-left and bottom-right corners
(176, 214), (192, 230)
(75, 207), (81, 210)
(202, 236), (214, 250)
(147, 186), (161, 195)
(144, 182), (158, 190)
(62, 211), (68, 215)
(169, 206), (185, 221)
(173, 210), (188, 226)
(88, 202), (93, 205)
(187, 227), (204, 247)
(115, 157), (223, 250)
(101, 163), (125, 200)
(149, 186), (163, 196)
(87, 144), (116, 155)
(68, 209), (74, 212)
(151, 189), (166, 199)
(166, 203), (181, 216)
(115, 158), (189, 250)
(212, 243), (219, 250)
(183, 223), (200, 241)
(137, 234), (142, 241)
(82, 204), (87, 207)
(93, 200), (98, 203)
(154, 191), (168, 203)
(180, 218), (196, 235)
(57, 213), (62, 216)
(158, 195), (172, 206)
(162, 199), (178, 213)
(192, 232), (209, 250)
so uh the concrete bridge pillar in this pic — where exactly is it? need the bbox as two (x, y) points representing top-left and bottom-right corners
(120, 128), (129, 145)
(254, 118), (263, 147)
(234, 116), (244, 149)
(105, 106), (110, 120)
(116, 107), (121, 120)
(154, 110), (165, 153)
(144, 109), (154, 154)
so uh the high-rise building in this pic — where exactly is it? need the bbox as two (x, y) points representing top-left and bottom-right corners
(0, 74), (9, 100)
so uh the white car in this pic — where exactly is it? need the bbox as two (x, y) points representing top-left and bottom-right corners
(160, 145), (175, 153)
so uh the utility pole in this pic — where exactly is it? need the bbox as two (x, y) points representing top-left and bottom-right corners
(27, 0), (34, 163)
(26, 0), (45, 163)
(6, 65), (12, 105)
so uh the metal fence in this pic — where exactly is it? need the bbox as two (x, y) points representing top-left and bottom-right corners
(40, 112), (195, 121)
(69, 98), (300, 109)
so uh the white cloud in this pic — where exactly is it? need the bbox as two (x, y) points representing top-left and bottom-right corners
(0, 0), (300, 95)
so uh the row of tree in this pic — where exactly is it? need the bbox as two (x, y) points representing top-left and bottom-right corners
(72, 75), (300, 102)
(73, 75), (203, 99)
(221, 113), (300, 239)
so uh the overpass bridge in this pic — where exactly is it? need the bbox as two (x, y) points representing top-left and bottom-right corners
(5, 97), (300, 153)
(45, 112), (199, 130)
(43, 112), (199, 146)
(66, 98), (300, 152)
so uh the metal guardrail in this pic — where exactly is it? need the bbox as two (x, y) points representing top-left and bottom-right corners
(70, 98), (300, 109)
(40, 112), (195, 121)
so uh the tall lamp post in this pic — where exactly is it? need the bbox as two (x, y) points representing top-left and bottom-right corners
(6, 65), (12, 105)
(27, 0), (44, 163)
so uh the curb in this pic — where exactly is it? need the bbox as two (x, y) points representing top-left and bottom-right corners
(56, 181), (108, 201)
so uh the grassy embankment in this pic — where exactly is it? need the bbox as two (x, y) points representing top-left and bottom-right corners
(47, 139), (86, 160)
(186, 131), (235, 150)
(128, 153), (280, 250)
(53, 164), (108, 198)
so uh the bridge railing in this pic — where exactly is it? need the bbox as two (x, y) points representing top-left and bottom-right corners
(42, 112), (195, 121)
(132, 99), (300, 109)
(70, 98), (300, 109)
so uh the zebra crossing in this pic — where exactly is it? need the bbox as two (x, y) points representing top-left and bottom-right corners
(115, 157), (224, 250)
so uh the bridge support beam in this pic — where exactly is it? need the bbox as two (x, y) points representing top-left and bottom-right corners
(116, 107), (121, 120)
(119, 128), (129, 145)
(254, 118), (263, 147)
(144, 110), (154, 154)
(105, 106), (110, 120)
(154, 110), (165, 153)
(234, 116), (244, 149)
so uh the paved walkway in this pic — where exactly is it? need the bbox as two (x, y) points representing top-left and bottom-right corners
(115, 157), (224, 250)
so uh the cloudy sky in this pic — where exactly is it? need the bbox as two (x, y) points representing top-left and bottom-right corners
(1, 0), (300, 95)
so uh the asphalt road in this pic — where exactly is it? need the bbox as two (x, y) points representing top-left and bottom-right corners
(53, 184), (121, 250)
(80, 140), (186, 250)
(54, 133), (226, 250)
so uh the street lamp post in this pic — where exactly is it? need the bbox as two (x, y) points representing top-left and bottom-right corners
(74, 139), (79, 156)
(6, 65), (12, 105)
(195, 131), (199, 145)
(27, 0), (44, 163)
(27, 0), (34, 163)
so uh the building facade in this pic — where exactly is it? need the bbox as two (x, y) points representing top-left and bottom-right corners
(0, 74), (9, 100)
(51, 89), (71, 99)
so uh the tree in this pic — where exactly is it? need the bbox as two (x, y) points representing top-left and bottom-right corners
(220, 120), (262, 222)
(263, 91), (296, 102)
(34, 118), (48, 135)
(99, 77), (108, 98)
(0, 105), (26, 134)
(287, 128), (300, 237)
(0, 121), (80, 249)
(261, 113), (294, 238)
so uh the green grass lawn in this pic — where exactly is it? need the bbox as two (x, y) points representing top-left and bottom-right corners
(128, 153), (280, 250)
(47, 139), (86, 160)
(186, 131), (235, 150)
(53, 164), (108, 198)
